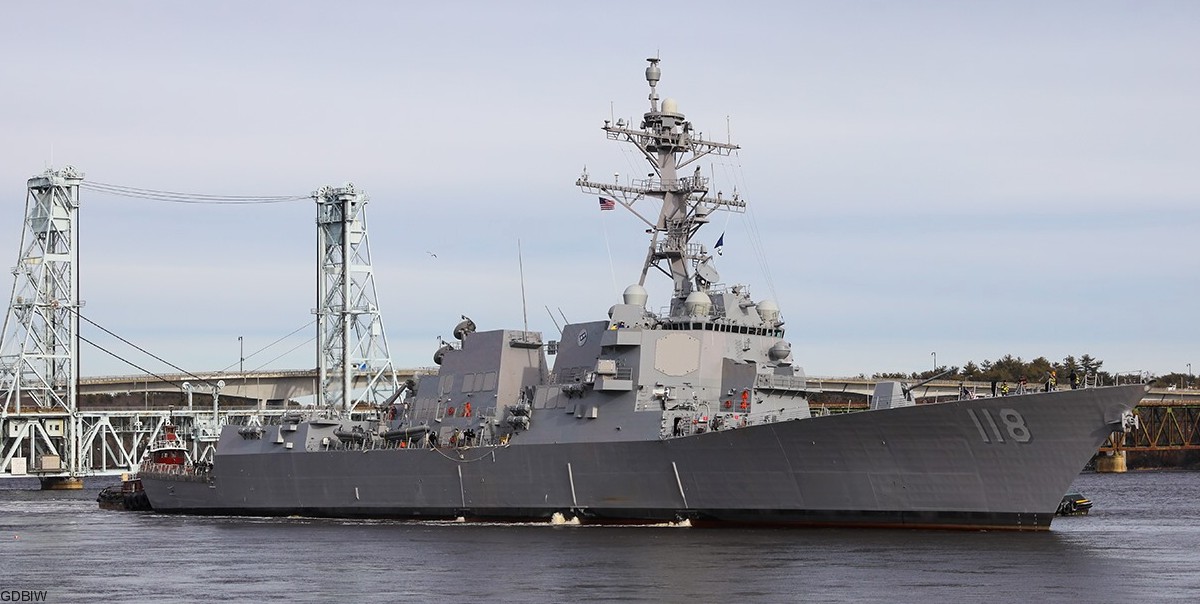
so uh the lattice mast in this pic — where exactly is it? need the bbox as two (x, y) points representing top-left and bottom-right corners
(0, 168), (83, 477)
(1, 167), (83, 416)
(577, 58), (745, 314)
(313, 185), (398, 413)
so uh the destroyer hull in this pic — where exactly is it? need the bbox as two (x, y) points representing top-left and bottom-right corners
(140, 385), (1142, 530)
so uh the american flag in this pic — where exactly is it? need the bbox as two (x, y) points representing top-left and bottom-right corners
(598, 197), (616, 211)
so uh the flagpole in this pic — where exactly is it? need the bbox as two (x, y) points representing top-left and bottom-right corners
(600, 210), (618, 298)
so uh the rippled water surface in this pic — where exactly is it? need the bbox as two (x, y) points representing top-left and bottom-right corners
(3, 471), (1199, 603)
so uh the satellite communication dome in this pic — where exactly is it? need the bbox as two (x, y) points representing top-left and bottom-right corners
(662, 98), (679, 114)
(757, 299), (780, 324)
(623, 284), (648, 307)
(684, 291), (711, 317)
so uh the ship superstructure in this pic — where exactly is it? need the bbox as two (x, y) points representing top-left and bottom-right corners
(138, 59), (1145, 530)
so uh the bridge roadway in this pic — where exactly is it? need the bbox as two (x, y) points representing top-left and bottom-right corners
(78, 367), (436, 402)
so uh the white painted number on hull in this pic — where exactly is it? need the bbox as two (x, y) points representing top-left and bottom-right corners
(968, 408), (1031, 444)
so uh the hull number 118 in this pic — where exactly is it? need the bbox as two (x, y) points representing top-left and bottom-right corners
(967, 408), (1031, 444)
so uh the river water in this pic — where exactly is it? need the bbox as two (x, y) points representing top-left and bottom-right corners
(3, 471), (1199, 603)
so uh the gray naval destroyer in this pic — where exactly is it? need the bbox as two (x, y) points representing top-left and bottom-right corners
(139, 59), (1146, 530)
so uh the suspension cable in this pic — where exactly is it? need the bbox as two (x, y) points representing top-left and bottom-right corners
(80, 181), (309, 205)
(215, 320), (316, 372)
(78, 333), (192, 391)
(67, 307), (218, 388)
(251, 335), (317, 372)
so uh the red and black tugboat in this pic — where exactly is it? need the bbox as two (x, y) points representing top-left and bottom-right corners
(98, 420), (190, 511)
(97, 473), (149, 511)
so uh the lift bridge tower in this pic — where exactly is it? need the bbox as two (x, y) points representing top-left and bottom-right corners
(0, 173), (401, 486)
(0, 167), (84, 488)
(314, 184), (400, 413)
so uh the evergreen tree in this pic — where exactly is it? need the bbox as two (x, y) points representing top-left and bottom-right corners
(1061, 355), (1078, 373)
(1029, 357), (1053, 381)
(870, 353), (1112, 386)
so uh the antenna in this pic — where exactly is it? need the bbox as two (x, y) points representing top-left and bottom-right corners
(544, 305), (563, 335)
(518, 239), (530, 335)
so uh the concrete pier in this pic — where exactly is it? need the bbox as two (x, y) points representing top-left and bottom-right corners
(1095, 451), (1128, 473)
(39, 477), (84, 490)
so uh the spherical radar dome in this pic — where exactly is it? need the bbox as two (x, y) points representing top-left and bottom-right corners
(623, 284), (648, 307)
(684, 291), (712, 317)
(769, 340), (792, 362)
(757, 299), (781, 324)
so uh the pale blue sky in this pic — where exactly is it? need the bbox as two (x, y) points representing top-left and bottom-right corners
(1, 1), (1196, 378)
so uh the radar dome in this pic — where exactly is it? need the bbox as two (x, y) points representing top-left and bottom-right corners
(684, 291), (711, 317)
(757, 299), (780, 324)
(768, 340), (792, 362)
(623, 284), (648, 307)
(662, 98), (679, 114)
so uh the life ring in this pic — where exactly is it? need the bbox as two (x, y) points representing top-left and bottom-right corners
(447, 407), (455, 416)
(723, 400), (732, 409)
